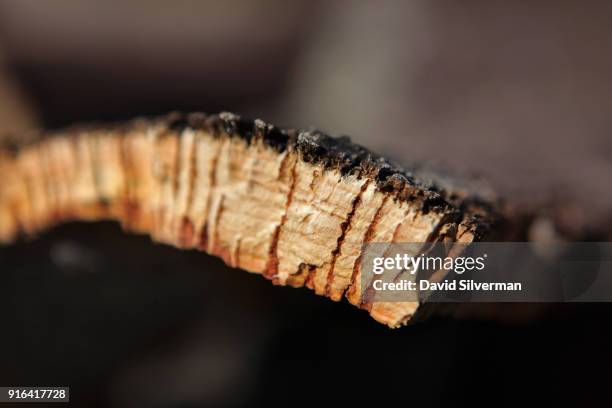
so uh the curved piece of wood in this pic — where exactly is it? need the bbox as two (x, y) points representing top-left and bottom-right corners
(0, 112), (491, 327)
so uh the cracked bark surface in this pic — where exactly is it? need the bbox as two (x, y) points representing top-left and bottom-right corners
(0, 112), (490, 327)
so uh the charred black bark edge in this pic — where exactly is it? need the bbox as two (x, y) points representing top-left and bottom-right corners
(1, 111), (494, 226)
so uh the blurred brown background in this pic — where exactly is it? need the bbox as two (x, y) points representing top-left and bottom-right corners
(1, 1), (611, 407)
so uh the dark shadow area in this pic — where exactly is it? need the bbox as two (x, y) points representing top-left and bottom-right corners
(1, 223), (611, 406)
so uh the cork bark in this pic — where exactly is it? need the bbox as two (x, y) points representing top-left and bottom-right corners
(0, 112), (490, 328)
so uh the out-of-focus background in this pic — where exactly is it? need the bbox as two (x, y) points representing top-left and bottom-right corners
(1, 1), (611, 406)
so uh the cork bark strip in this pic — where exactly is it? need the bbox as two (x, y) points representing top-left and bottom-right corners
(0, 112), (490, 328)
